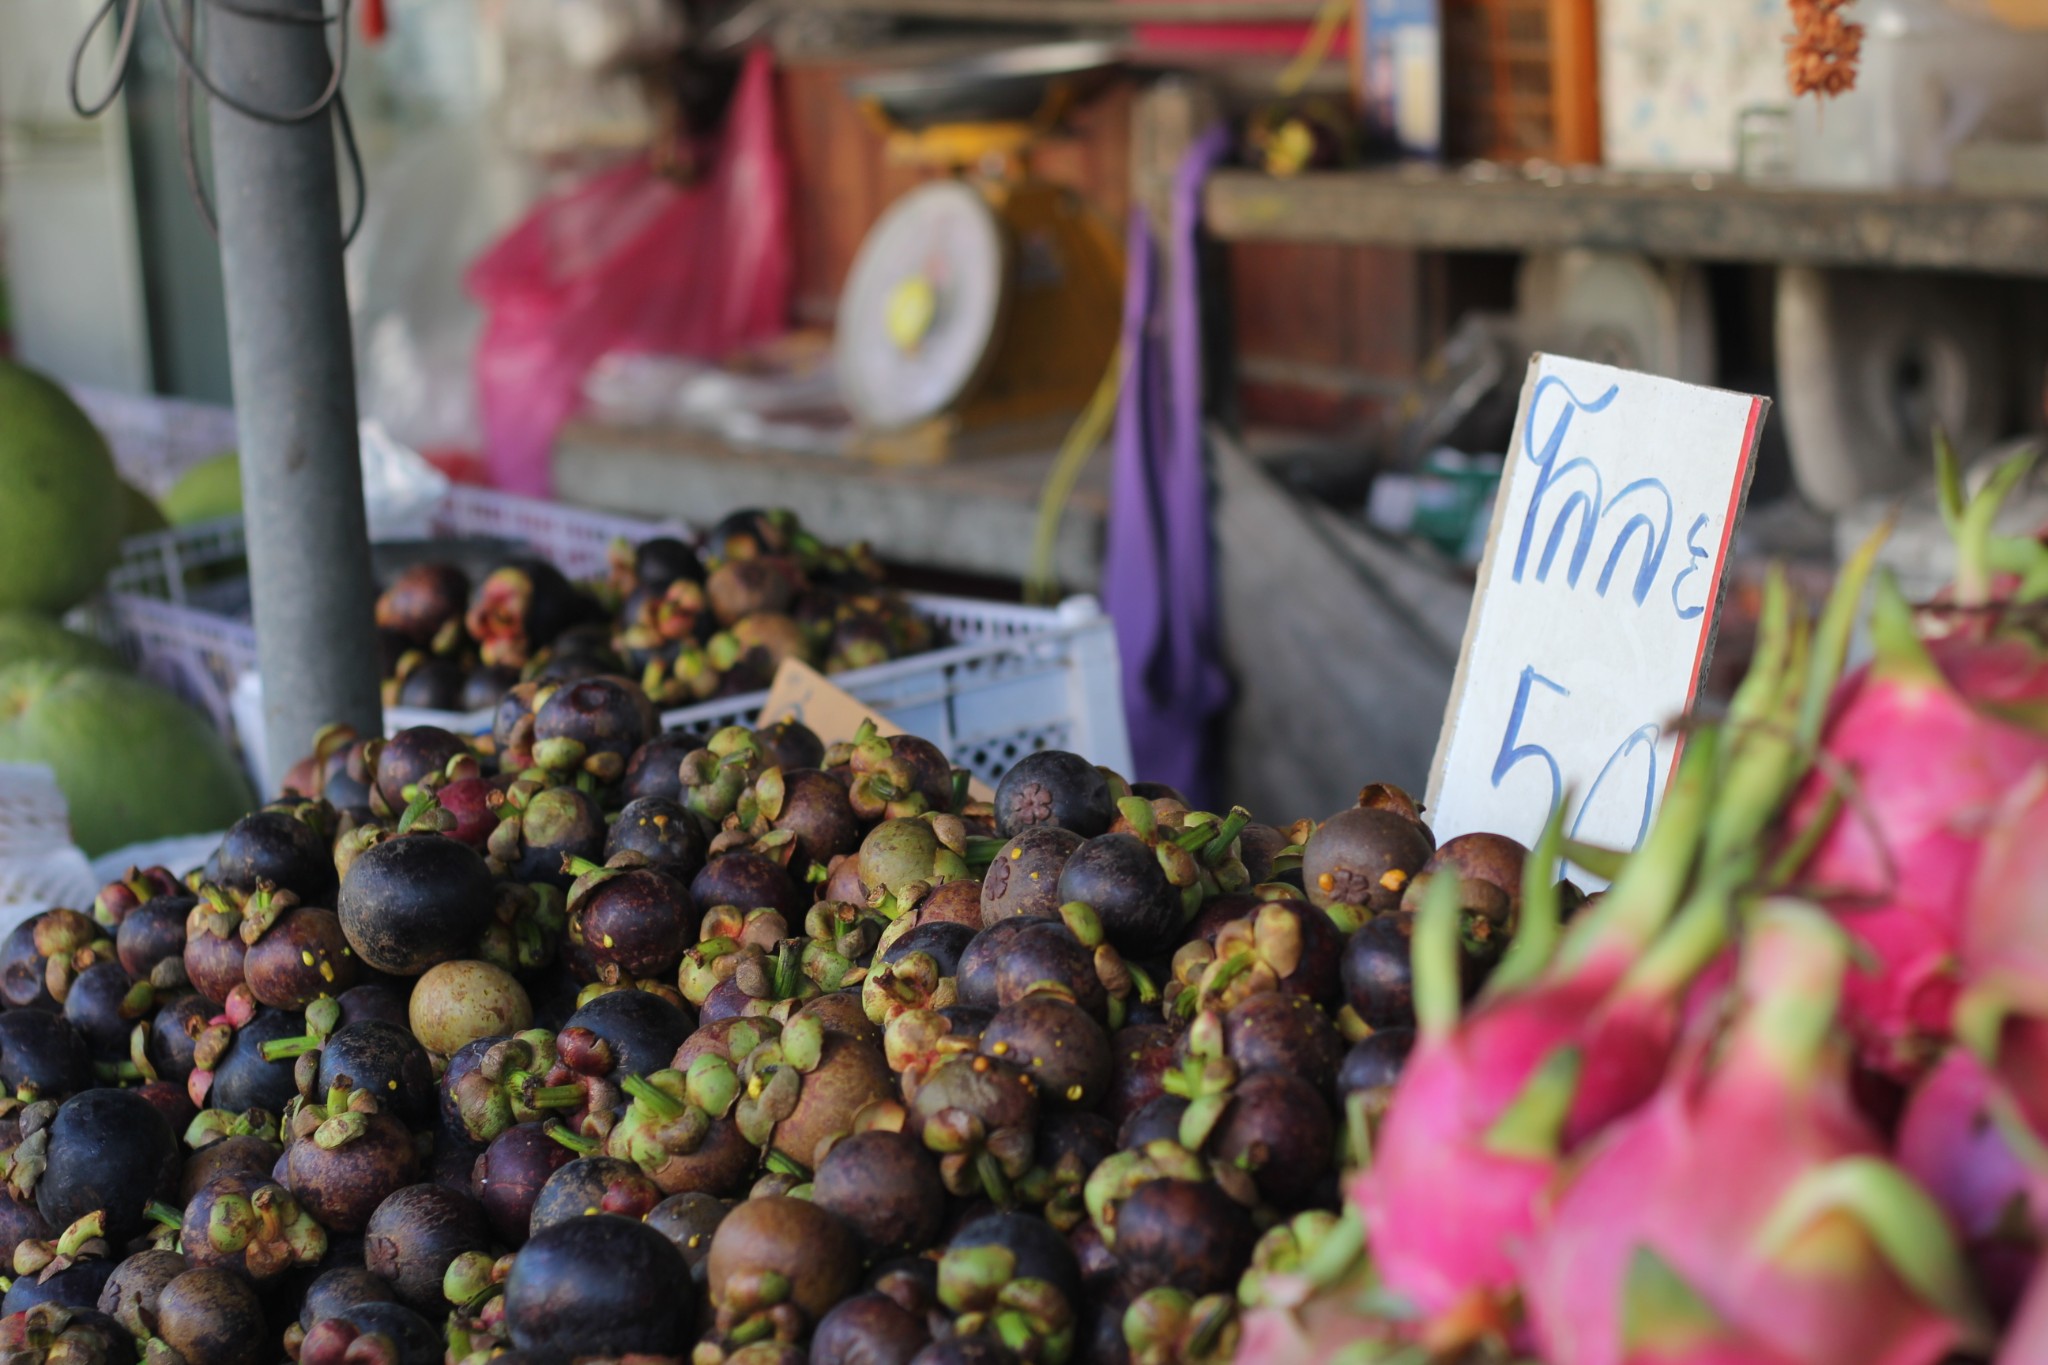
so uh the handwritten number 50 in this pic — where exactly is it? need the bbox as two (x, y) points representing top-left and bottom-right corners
(1491, 666), (1570, 814)
(1491, 667), (1662, 853)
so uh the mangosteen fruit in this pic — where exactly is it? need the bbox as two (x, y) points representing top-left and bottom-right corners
(561, 989), (695, 1078)
(338, 834), (495, 976)
(811, 1129), (947, 1259)
(529, 1155), (663, 1233)
(1057, 835), (1181, 960)
(705, 1195), (860, 1331)
(503, 1213), (695, 1359)
(812, 1291), (931, 1365)
(376, 563), (470, 645)
(1302, 808), (1434, 914)
(475, 1122), (578, 1246)
(995, 751), (1114, 840)
(216, 809), (339, 907)
(362, 1184), (493, 1313)
(981, 827), (1083, 925)
(150, 1266), (269, 1365)
(36, 1087), (177, 1243)
(982, 995), (1112, 1110)
(1109, 1179), (1255, 1297)
(408, 960), (532, 1057)
(606, 796), (709, 880)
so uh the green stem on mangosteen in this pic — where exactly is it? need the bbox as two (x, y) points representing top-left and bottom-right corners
(146, 1202), (183, 1230)
(620, 1074), (687, 1123)
(763, 1151), (808, 1179)
(543, 1125), (598, 1156)
(527, 1084), (587, 1111)
(260, 1035), (323, 1062)
(975, 1150), (1015, 1210)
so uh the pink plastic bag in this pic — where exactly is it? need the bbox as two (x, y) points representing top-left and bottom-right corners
(469, 47), (791, 494)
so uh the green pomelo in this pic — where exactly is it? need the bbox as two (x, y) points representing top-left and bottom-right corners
(0, 613), (123, 674)
(162, 450), (243, 525)
(0, 661), (254, 856)
(0, 362), (124, 612)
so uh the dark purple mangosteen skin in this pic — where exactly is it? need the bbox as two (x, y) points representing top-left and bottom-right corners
(285, 1109), (420, 1232)
(607, 796), (709, 880)
(620, 735), (698, 805)
(774, 769), (863, 868)
(0, 919), (59, 1011)
(146, 996), (211, 1085)
(1, 1258), (117, 1316)
(330, 1300), (445, 1365)
(1057, 834), (1181, 959)
(318, 1021), (438, 1126)
(62, 960), (140, 1062)
(878, 921), (976, 979)
(981, 996), (1112, 1109)
(1210, 1070), (1336, 1209)
(363, 1184), (494, 1313)
(116, 894), (194, 978)
(217, 808), (341, 906)
(535, 677), (655, 764)
(812, 1293), (931, 1365)
(1338, 1027), (1416, 1097)
(396, 658), (467, 710)
(1216, 992), (1346, 1094)
(37, 1087), (178, 1243)
(208, 1008), (306, 1114)
(1303, 808), (1435, 913)
(299, 1266), (399, 1329)
(476, 1123), (578, 1246)
(994, 750), (1114, 840)
(981, 827), (1083, 925)
(561, 989), (696, 1077)
(463, 664), (522, 713)
(812, 1131), (947, 1259)
(1109, 1178), (1255, 1297)
(374, 727), (472, 814)
(755, 720), (825, 773)
(504, 1214), (695, 1359)
(954, 917), (1047, 1013)
(992, 921), (1108, 1020)
(1104, 1024), (1177, 1130)
(690, 850), (802, 919)
(577, 869), (696, 981)
(336, 982), (412, 1031)
(1117, 1095), (1190, 1152)
(337, 833), (496, 976)
(528, 1157), (663, 1235)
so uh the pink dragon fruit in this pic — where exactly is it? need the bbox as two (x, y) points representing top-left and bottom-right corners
(1520, 903), (1989, 1365)
(2001, 1257), (2048, 1365)
(1896, 1046), (2048, 1320)
(1779, 574), (2048, 1079)
(1349, 734), (1723, 1324)
(1352, 550), (1885, 1329)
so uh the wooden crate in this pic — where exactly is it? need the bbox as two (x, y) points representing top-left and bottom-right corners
(1443, 0), (1600, 164)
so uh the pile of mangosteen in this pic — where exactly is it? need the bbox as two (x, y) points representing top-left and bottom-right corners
(376, 508), (934, 714)
(0, 664), (1548, 1365)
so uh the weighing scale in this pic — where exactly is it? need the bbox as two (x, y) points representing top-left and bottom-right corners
(834, 44), (1125, 464)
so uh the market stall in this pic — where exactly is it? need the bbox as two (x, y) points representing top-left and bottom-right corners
(0, 1), (2044, 1362)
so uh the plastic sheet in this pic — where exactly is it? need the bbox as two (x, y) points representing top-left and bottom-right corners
(469, 46), (792, 494)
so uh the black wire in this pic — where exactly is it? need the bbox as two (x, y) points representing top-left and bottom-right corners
(155, 0), (353, 126)
(68, 0), (147, 119)
(70, 0), (367, 246)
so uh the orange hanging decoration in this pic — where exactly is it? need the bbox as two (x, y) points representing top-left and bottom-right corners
(1786, 0), (1863, 98)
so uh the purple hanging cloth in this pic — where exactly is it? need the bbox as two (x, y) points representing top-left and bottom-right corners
(1102, 125), (1233, 806)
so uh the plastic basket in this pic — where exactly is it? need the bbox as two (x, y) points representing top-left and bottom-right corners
(80, 394), (1130, 788)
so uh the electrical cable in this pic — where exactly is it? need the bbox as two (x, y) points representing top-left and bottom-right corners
(68, 0), (367, 246)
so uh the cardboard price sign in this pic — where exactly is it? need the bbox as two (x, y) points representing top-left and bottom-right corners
(1426, 355), (1767, 859)
(758, 660), (996, 802)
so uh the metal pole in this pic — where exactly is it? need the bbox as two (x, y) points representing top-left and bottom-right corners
(205, 0), (382, 791)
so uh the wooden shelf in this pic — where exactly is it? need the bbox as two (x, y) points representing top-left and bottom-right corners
(1203, 166), (2048, 276)
(794, 0), (1328, 24)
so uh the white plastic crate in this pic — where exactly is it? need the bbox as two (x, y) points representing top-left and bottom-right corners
(79, 391), (1130, 789)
